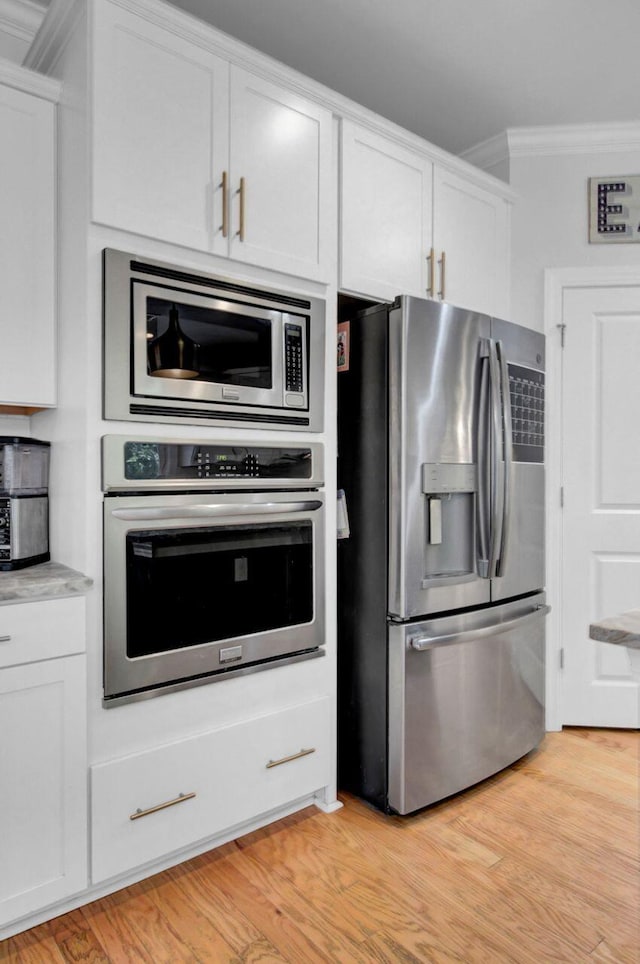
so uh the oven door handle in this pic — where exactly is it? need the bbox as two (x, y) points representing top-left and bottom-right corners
(110, 500), (323, 521)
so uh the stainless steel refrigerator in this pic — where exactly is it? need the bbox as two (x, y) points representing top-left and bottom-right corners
(337, 296), (548, 814)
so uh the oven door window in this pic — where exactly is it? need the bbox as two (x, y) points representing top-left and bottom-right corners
(125, 522), (313, 657)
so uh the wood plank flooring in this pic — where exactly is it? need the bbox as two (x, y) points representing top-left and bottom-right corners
(2, 727), (638, 963)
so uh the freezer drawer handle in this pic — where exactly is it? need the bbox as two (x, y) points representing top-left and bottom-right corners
(410, 604), (551, 650)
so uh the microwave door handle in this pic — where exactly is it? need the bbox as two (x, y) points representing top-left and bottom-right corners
(110, 500), (322, 522)
(486, 337), (504, 579)
(495, 340), (512, 577)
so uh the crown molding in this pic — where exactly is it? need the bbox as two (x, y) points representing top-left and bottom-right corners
(0, 51), (60, 98)
(459, 132), (509, 171)
(464, 122), (640, 169)
(507, 122), (640, 156)
(0, 0), (46, 43)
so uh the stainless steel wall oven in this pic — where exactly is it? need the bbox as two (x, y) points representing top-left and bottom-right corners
(103, 249), (325, 431)
(102, 436), (325, 705)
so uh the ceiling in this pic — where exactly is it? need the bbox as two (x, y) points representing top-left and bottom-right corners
(147, 0), (640, 156)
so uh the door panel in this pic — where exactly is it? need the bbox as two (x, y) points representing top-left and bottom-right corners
(561, 284), (640, 726)
(92, 1), (228, 252)
(388, 594), (546, 814)
(340, 121), (433, 301)
(228, 67), (331, 281)
(491, 317), (545, 601)
(388, 298), (491, 618)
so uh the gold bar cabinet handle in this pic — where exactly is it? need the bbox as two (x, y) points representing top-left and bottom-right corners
(221, 170), (229, 238)
(266, 747), (316, 769)
(426, 247), (435, 296)
(238, 176), (246, 242)
(437, 250), (446, 300)
(129, 791), (196, 821)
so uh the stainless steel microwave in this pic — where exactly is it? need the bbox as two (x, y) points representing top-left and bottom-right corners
(103, 249), (325, 431)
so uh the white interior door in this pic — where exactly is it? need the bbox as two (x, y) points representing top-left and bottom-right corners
(561, 279), (640, 727)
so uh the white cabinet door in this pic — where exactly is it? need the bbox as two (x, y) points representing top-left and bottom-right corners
(92, 0), (229, 254)
(92, 4), (331, 281)
(432, 166), (510, 317)
(0, 655), (87, 926)
(0, 84), (55, 408)
(340, 121), (433, 301)
(228, 67), (331, 281)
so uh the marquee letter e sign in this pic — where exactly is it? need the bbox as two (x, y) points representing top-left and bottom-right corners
(589, 175), (640, 243)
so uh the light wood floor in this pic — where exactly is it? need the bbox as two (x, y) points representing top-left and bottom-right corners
(2, 728), (638, 963)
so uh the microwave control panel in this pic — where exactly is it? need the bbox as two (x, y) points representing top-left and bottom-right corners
(284, 322), (304, 393)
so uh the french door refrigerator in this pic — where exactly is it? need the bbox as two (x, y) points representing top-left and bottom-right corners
(337, 296), (548, 814)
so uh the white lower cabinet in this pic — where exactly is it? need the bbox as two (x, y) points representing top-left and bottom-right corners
(91, 696), (331, 883)
(0, 653), (87, 927)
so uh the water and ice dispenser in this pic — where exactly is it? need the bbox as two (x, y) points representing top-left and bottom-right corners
(421, 463), (477, 582)
(0, 437), (50, 570)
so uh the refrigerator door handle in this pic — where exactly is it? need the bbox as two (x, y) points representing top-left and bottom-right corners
(495, 340), (513, 577)
(476, 345), (491, 577)
(410, 604), (551, 650)
(486, 338), (504, 578)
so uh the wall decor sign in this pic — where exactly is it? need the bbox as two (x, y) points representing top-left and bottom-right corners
(589, 176), (640, 243)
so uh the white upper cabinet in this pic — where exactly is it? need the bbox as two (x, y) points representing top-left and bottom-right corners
(432, 166), (510, 318)
(340, 120), (511, 317)
(0, 77), (56, 409)
(227, 67), (331, 280)
(92, 2), (228, 255)
(340, 121), (433, 302)
(92, 1), (332, 282)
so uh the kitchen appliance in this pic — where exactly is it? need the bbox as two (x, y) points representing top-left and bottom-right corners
(337, 296), (548, 814)
(103, 249), (325, 431)
(102, 435), (325, 705)
(0, 437), (50, 571)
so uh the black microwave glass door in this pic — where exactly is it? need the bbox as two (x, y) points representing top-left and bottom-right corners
(125, 522), (313, 658)
(146, 295), (273, 389)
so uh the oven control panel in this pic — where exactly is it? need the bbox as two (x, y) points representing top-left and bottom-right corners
(102, 436), (324, 491)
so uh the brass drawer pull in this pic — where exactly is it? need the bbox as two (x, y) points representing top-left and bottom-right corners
(129, 791), (196, 821)
(426, 247), (435, 296)
(221, 170), (229, 238)
(437, 250), (446, 300)
(0, 635), (11, 642)
(238, 176), (246, 242)
(266, 747), (315, 769)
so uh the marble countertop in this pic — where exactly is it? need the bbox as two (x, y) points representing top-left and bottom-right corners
(589, 611), (640, 650)
(0, 561), (93, 604)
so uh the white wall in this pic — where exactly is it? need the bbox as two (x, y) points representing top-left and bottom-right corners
(509, 128), (640, 332)
(463, 125), (640, 332)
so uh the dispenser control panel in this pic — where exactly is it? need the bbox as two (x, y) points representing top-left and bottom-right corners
(422, 463), (477, 494)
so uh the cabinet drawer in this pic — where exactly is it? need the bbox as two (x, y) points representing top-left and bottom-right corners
(0, 596), (85, 668)
(91, 696), (331, 883)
